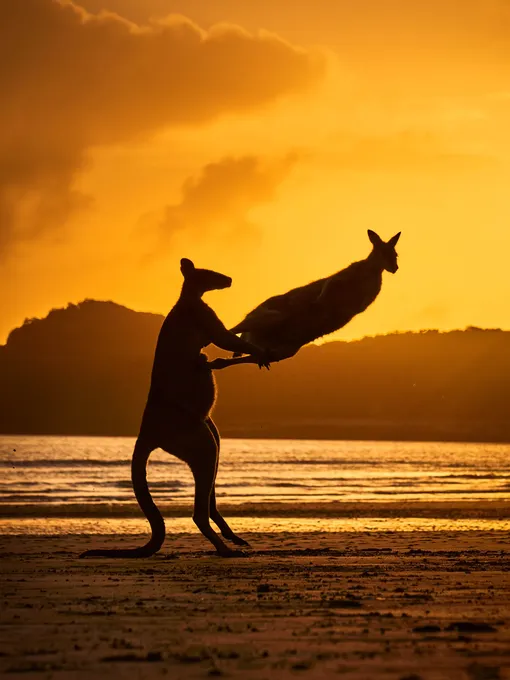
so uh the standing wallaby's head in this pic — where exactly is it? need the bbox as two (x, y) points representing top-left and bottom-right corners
(367, 230), (401, 273)
(180, 258), (232, 293)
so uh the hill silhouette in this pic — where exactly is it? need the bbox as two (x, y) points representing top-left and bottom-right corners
(1, 300), (509, 442)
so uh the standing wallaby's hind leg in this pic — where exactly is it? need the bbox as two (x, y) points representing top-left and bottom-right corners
(167, 422), (244, 557)
(206, 418), (250, 547)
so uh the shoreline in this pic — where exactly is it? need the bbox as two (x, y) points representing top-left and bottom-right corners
(4, 500), (510, 537)
(3, 499), (510, 519)
(3, 432), (510, 444)
(3, 516), (510, 537)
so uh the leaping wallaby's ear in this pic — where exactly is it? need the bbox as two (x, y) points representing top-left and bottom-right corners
(388, 232), (401, 248)
(367, 229), (382, 247)
(180, 258), (195, 278)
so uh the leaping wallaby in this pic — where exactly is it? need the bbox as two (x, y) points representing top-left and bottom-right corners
(209, 230), (401, 370)
(81, 258), (269, 559)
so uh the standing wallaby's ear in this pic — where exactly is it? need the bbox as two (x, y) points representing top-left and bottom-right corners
(388, 232), (401, 248)
(367, 229), (382, 247)
(180, 258), (195, 278)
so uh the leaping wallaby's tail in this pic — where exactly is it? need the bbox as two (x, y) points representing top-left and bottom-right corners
(80, 439), (165, 559)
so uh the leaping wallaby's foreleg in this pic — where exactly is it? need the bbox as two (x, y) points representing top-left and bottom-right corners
(80, 438), (165, 558)
(206, 418), (249, 547)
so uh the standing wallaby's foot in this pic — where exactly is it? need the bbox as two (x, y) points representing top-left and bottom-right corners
(207, 468), (251, 547)
(209, 486), (250, 547)
(216, 548), (249, 558)
(206, 418), (251, 548)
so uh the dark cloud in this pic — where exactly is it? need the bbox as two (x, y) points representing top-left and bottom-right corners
(80, 1), (510, 67)
(156, 154), (299, 243)
(0, 0), (322, 253)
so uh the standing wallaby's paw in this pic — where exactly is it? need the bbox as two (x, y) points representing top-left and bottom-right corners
(258, 349), (272, 370)
(253, 347), (272, 370)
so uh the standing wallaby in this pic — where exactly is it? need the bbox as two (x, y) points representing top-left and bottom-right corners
(209, 230), (401, 370)
(81, 258), (269, 559)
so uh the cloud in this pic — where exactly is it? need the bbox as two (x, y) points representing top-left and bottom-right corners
(0, 0), (322, 254)
(154, 154), (298, 244)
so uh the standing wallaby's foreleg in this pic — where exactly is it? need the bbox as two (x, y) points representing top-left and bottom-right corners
(80, 438), (165, 558)
(207, 355), (268, 370)
(206, 418), (249, 547)
(207, 345), (300, 370)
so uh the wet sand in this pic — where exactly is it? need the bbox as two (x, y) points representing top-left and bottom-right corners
(1, 529), (510, 679)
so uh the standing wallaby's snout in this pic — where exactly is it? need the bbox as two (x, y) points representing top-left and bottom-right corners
(180, 257), (233, 291)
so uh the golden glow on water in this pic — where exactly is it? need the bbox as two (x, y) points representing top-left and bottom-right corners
(3, 437), (510, 508)
(2, 517), (509, 536)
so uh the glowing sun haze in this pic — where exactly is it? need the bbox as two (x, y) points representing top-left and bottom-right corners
(3, 0), (510, 343)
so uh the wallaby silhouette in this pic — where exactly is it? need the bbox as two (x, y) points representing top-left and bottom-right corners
(210, 230), (401, 369)
(80, 258), (269, 559)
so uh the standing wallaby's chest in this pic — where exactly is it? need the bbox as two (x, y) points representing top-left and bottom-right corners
(156, 300), (215, 349)
(147, 300), (218, 418)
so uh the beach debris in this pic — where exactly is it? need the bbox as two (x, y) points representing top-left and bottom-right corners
(256, 583), (271, 593)
(412, 624), (442, 633)
(446, 621), (497, 633)
(100, 651), (163, 663)
(327, 598), (362, 609)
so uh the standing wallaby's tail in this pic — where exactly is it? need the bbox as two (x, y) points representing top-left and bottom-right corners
(80, 440), (165, 559)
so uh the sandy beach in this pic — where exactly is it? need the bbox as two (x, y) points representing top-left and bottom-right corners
(2, 527), (510, 679)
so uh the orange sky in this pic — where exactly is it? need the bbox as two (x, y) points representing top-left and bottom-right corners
(2, 0), (510, 343)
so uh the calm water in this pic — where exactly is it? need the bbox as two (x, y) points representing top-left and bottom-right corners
(1, 436), (509, 534)
(1, 435), (509, 509)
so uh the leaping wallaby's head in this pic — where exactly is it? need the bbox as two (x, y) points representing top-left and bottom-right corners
(367, 230), (401, 273)
(180, 258), (232, 294)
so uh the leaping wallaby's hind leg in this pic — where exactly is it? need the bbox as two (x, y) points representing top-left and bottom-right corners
(206, 418), (250, 547)
(174, 422), (244, 557)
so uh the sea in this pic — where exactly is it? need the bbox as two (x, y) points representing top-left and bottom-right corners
(1, 436), (509, 535)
